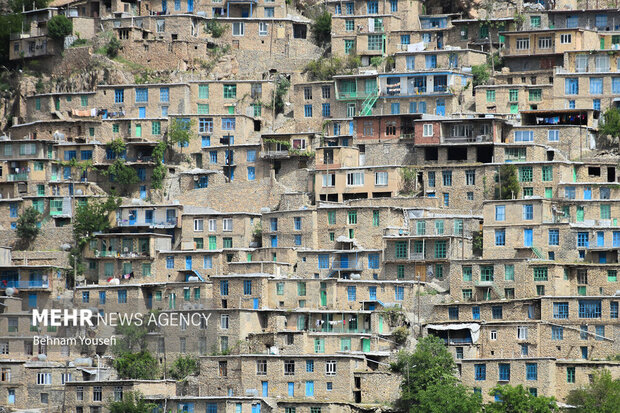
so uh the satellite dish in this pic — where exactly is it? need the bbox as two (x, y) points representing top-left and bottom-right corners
(5, 287), (15, 296)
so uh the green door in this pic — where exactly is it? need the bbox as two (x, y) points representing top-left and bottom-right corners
(601, 38), (605, 49)
(365, 79), (376, 94)
(135, 124), (142, 137)
(320, 290), (327, 306)
(576, 206), (584, 222)
(378, 315), (383, 333)
(362, 338), (370, 352)
(510, 104), (518, 114)
(573, 167), (577, 182)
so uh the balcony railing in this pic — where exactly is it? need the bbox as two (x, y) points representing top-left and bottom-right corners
(331, 260), (364, 270)
(2, 280), (49, 289)
(117, 218), (177, 227)
(8, 173), (29, 181)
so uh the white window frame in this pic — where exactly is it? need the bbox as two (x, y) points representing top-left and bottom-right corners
(538, 37), (551, 49)
(517, 326), (528, 340)
(560, 34), (572, 44)
(325, 360), (337, 376)
(223, 218), (233, 232)
(209, 219), (217, 232)
(232, 22), (245, 36)
(375, 171), (388, 186)
(346, 172), (365, 186)
(516, 38), (530, 50)
(490, 330), (497, 340)
(259, 22), (268, 36)
(423, 124), (433, 137)
(322, 174), (335, 187)
(194, 219), (204, 231)
(221, 314), (229, 329)
(37, 373), (52, 385)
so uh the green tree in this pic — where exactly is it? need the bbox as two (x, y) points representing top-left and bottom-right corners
(112, 322), (151, 355)
(566, 369), (620, 413)
(105, 36), (121, 58)
(167, 118), (195, 151)
(273, 76), (290, 115)
(107, 391), (157, 413)
(106, 138), (126, 157)
(151, 141), (167, 190)
(0, 13), (23, 65)
(205, 19), (226, 38)
(472, 64), (490, 87)
(16, 207), (40, 246)
(486, 385), (558, 413)
(113, 351), (159, 379)
(73, 197), (121, 246)
(169, 355), (199, 380)
(311, 10), (331, 47)
(495, 164), (520, 200)
(108, 159), (139, 190)
(47, 15), (73, 39)
(599, 108), (620, 140)
(390, 336), (482, 413)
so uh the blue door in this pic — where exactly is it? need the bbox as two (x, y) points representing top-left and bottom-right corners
(437, 31), (443, 49)
(253, 298), (259, 309)
(63, 166), (71, 179)
(261, 381), (268, 397)
(435, 99), (445, 116)
(241, 7), (249, 16)
(8, 389), (14, 404)
(349, 121), (354, 135)
(524, 229), (533, 247)
(340, 254), (349, 269)
(145, 210), (153, 223)
(185, 256), (192, 270)
(69, 183), (74, 195)
(252, 404), (261, 413)
(599, 252), (607, 264)
(581, 346), (588, 359)
(584, 187), (592, 200)
(146, 293), (152, 308)
(28, 293), (37, 308)
(369, 286), (376, 300)
(129, 210), (137, 225)
(305, 381), (314, 396)
(288, 382), (294, 396)
(138, 107), (146, 118)
(472, 306), (480, 320)
(597, 231), (605, 247)
(140, 185), (147, 200)
(162, 0), (167, 12)
(187, 0), (193, 11)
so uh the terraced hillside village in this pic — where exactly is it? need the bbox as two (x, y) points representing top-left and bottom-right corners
(0, 0), (618, 411)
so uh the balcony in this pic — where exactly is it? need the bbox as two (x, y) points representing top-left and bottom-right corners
(117, 218), (177, 227)
(1, 279), (49, 289)
(260, 150), (290, 159)
(8, 173), (29, 182)
(331, 260), (364, 271)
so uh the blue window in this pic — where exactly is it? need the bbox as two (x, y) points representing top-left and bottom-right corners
(548, 130), (559, 141)
(220, 280), (229, 296)
(613, 231), (620, 247)
(166, 256), (174, 269)
(114, 89), (124, 103)
(526, 363), (538, 380)
(579, 300), (601, 318)
(595, 325), (605, 340)
(64, 150), (77, 161)
(569, 100), (575, 109)
(82, 291), (90, 303)
(305, 381), (314, 397)
(247, 167), (255, 181)
(523, 204), (533, 220)
(390, 102), (400, 114)
(472, 306), (480, 320)
(270, 235), (278, 248)
(425, 55), (437, 69)
(207, 404), (217, 413)
(548, 229), (559, 245)
(428, 171), (435, 187)
(406, 56), (415, 71)
(334, 3), (341, 14)
(590, 78), (603, 94)
(394, 286), (404, 300)
(593, 99), (601, 111)
(210, 151), (218, 164)
(595, 14), (608, 28)
(202, 136), (210, 147)
(243, 280), (252, 295)
(499, 364), (510, 381)
(99, 291), (106, 304)
(610, 301), (618, 318)
(369, 286), (377, 300)
(475, 364), (486, 380)
(346, 2), (354, 14)
(322, 103), (331, 117)
(448, 306), (459, 320)
(367, 0), (378, 14)
(419, 101), (427, 113)
(118, 290), (127, 303)
(247, 150), (256, 162)
(597, 231), (605, 247)
(294, 217), (302, 230)
(401, 34), (410, 45)
(294, 234), (302, 246)
(495, 205), (505, 221)
(10, 222), (16, 230)
(204, 256), (212, 269)
(160, 87), (169, 102)
(288, 382), (294, 396)
(443, 193), (449, 207)
(514, 130), (534, 142)
(565, 186), (576, 199)
(565, 78), (578, 95)
(553, 302), (569, 319)
(368, 254), (379, 269)
(304, 104), (312, 117)
(137, 168), (146, 182)
(347, 286), (356, 301)
(222, 118), (236, 130)
(161, 106), (168, 116)
(492, 306), (503, 319)
(495, 229), (505, 246)
(613, 78), (620, 93)
(80, 150), (93, 160)
(195, 176), (208, 189)
(390, 0), (398, 11)
(318, 254), (329, 269)
(135, 88), (148, 102)
(567, 15), (578, 28)
(9, 203), (18, 218)
(552, 326), (564, 340)
(577, 232), (589, 248)
(333, 123), (341, 135)
(306, 360), (314, 372)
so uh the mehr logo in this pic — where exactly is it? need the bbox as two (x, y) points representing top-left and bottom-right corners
(32, 309), (211, 327)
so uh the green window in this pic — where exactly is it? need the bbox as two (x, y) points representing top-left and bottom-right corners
(435, 240), (446, 258)
(37, 184), (44, 196)
(462, 266), (472, 281)
(198, 84), (209, 99)
(197, 103), (209, 114)
(463, 289), (472, 300)
(35, 98), (41, 110)
(541, 166), (553, 182)
(344, 39), (354, 55)
(276, 282), (284, 295)
(341, 338), (351, 350)
(372, 210), (380, 226)
(223, 237), (233, 248)
(509, 89), (519, 102)
(297, 282), (306, 296)
(329, 232), (335, 241)
(208, 236), (217, 250)
(348, 228), (354, 238)
(414, 241), (424, 254)
(112, 124), (119, 133)
(435, 220), (444, 234)
(194, 238), (204, 249)
(152, 121), (161, 135)
(32, 199), (44, 213)
(328, 211), (336, 225)
(223, 84), (236, 99)
(194, 288), (200, 300)
(576, 206), (584, 222)
(123, 262), (132, 274)
(519, 167), (533, 182)
(184, 289), (191, 301)
(567, 367), (575, 383)
(529, 89), (542, 101)
(486, 90), (495, 102)
(523, 187), (534, 197)
(155, 291), (162, 301)
(416, 221), (426, 235)
(479, 24), (489, 38)
(348, 210), (357, 224)
(510, 104), (519, 114)
(314, 338), (324, 353)
(505, 264), (514, 281)
(142, 263), (151, 276)
(89, 127), (95, 137)
(435, 264), (443, 279)
(600, 204), (611, 219)
(530, 16), (541, 28)
(397, 264), (405, 279)
(104, 263), (114, 277)
(253, 104), (261, 117)
(368, 35), (383, 51)
(81, 96), (88, 107)
(345, 20), (354, 31)
(481, 266), (494, 282)
(533, 267), (548, 281)
(608, 270), (617, 282)
(395, 241), (407, 259)
(578, 286), (587, 296)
